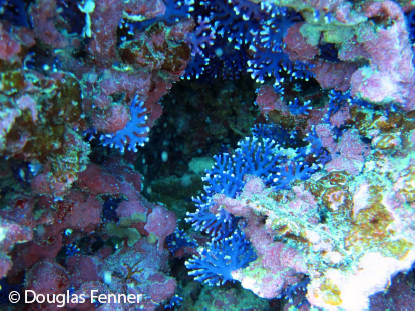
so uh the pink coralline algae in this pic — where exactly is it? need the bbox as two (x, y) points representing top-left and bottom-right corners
(348, 2), (414, 107)
(145, 206), (177, 252)
(285, 0), (415, 110)
(316, 125), (370, 175)
(0, 217), (32, 278)
(2, 158), (176, 308)
(26, 259), (70, 296)
(1, 0), (415, 310)
(255, 85), (289, 117)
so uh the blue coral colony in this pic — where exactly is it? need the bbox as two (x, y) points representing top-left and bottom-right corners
(1, 0), (415, 310)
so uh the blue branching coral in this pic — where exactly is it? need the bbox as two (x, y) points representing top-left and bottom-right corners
(184, 123), (331, 288)
(100, 95), (150, 153)
(182, 0), (313, 84)
(202, 153), (247, 199)
(288, 98), (312, 116)
(252, 123), (295, 147)
(270, 160), (317, 190)
(165, 294), (183, 309)
(215, 124), (326, 193)
(281, 276), (311, 306)
(185, 230), (257, 286)
(185, 123), (330, 238)
(325, 90), (373, 140)
(185, 200), (237, 239)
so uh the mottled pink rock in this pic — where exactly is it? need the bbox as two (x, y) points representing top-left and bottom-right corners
(76, 163), (120, 195)
(214, 194), (256, 219)
(330, 105), (351, 127)
(369, 274), (415, 309)
(289, 184), (319, 213)
(26, 259), (70, 295)
(0, 218), (33, 277)
(0, 198), (36, 229)
(315, 123), (336, 153)
(145, 273), (177, 303)
(146, 79), (172, 106)
(16, 95), (38, 123)
(311, 59), (359, 92)
(68, 281), (110, 309)
(233, 217), (308, 298)
(87, 0), (124, 66)
(66, 255), (102, 288)
(144, 206), (176, 252)
(401, 84), (415, 112)
(243, 176), (266, 196)
(65, 192), (102, 232)
(255, 85), (289, 117)
(348, 1), (414, 106)
(284, 23), (319, 62)
(123, 0), (166, 19)
(170, 19), (196, 41)
(30, 0), (79, 49)
(31, 169), (69, 197)
(325, 129), (371, 175)
(92, 103), (130, 133)
(116, 199), (148, 220)
(0, 24), (21, 60)
(10, 232), (63, 275)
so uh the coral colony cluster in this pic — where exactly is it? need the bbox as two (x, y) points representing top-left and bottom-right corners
(1, 0), (415, 309)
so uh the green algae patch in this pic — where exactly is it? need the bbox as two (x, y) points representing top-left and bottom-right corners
(105, 223), (141, 247)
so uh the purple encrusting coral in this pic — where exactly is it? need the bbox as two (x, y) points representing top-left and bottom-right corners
(1, 0), (415, 310)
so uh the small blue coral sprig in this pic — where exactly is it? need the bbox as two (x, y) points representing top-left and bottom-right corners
(325, 90), (352, 123)
(65, 242), (80, 258)
(288, 98), (312, 116)
(324, 89), (373, 140)
(185, 15), (217, 57)
(185, 230), (257, 286)
(406, 8), (415, 44)
(83, 127), (97, 141)
(165, 294), (183, 309)
(166, 228), (198, 256)
(247, 5), (313, 87)
(100, 95), (150, 153)
(281, 275), (311, 306)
